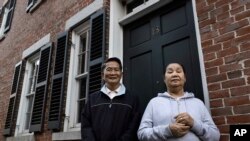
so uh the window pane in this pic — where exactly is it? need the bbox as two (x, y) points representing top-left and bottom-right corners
(77, 77), (87, 123)
(78, 34), (87, 74)
(25, 59), (39, 130)
(25, 95), (34, 129)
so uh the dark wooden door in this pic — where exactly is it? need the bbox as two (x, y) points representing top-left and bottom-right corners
(123, 0), (204, 112)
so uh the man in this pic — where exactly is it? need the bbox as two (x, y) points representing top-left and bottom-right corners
(81, 57), (140, 141)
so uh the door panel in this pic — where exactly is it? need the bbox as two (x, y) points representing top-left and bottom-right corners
(130, 52), (154, 112)
(124, 0), (203, 112)
(130, 23), (151, 47)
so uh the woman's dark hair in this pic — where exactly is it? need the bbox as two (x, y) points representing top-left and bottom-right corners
(165, 62), (186, 74)
(101, 57), (123, 72)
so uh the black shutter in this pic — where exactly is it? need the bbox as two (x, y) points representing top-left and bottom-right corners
(88, 10), (105, 94)
(29, 43), (52, 132)
(4, 0), (16, 33)
(3, 62), (22, 136)
(48, 32), (68, 130)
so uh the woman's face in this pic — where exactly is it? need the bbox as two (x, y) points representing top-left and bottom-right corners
(164, 63), (186, 88)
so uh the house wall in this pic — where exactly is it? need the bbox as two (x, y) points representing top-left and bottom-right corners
(0, 0), (110, 141)
(195, 0), (250, 140)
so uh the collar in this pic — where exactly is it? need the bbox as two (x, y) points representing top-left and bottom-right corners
(101, 83), (126, 96)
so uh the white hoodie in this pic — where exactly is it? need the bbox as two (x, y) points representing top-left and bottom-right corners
(137, 92), (220, 141)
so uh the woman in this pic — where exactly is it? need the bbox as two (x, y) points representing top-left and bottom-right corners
(137, 63), (220, 141)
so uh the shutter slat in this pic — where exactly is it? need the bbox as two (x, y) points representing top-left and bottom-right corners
(29, 43), (52, 132)
(90, 11), (104, 61)
(48, 32), (68, 130)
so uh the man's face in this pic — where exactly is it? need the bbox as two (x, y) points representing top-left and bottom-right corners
(164, 63), (186, 88)
(102, 61), (122, 85)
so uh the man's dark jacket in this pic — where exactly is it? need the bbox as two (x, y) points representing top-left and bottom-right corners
(81, 90), (140, 141)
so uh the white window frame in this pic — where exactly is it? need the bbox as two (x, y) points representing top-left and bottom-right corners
(0, 6), (9, 39)
(64, 21), (90, 132)
(15, 34), (50, 136)
(26, 0), (42, 13)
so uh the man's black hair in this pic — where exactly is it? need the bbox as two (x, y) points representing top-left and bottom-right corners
(101, 57), (123, 72)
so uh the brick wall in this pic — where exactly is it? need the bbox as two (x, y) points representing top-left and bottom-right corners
(196, 0), (250, 140)
(0, 0), (97, 141)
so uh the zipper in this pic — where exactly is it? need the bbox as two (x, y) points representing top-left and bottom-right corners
(177, 99), (180, 114)
(109, 99), (112, 108)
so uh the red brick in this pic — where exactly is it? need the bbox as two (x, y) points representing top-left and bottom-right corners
(201, 40), (213, 47)
(222, 39), (237, 49)
(207, 0), (217, 5)
(204, 53), (216, 61)
(214, 32), (235, 43)
(236, 25), (250, 36)
(196, 1), (207, 16)
(217, 46), (239, 58)
(211, 107), (233, 116)
(227, 70), (242, 79)
(198, 13), (209, 21)
(210, 99), (224, 108)
(224, 96), (250, 106)
(224, 51), (250, 64)
(197, 4), (215, 15)
(234, 33), (250, 44)
(203, 44), (222, 54)
(199, 18), (217, 28)
(205, 66), (219, 76)
(209, 89), (230, 99)
(240, 42), (250, 52)
(219, 19), (249, 35)
(215, 0), (234, 8)
(210, 4), (230, 17)
(207, 73), (227, 83)
(217, 124), (230, 134)
(235, 10), (250, 21)
(220, 134), (229, 141)
(234, 105), (250, 114)
(219, 63), (242, 73)
(212, 17), (234, 30)
(230, 6), (245, 15)
(222, 78), (245, 88)
(201, 30), (219, 41)
(213, 116), (226, 125)
(227, 115), (250, 124)
(200, 25), (212, 34)
(247, 3), (250, 9)
(218, 12), (231, 21)
(244, 68), (250, 75)
(244, 60), (250, 68)
(208, 83), (221, 91)
(231, 0), (250, 9)
(205, 58), (224, 69)
(231, 85), (250, 96)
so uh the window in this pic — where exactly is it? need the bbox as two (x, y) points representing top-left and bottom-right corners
(0, 0), (16, 38)
(15, 42), (52, 135)
(126, 0), (149, 13)
(64, 10), (105, 132)
(16, 54), (39, 134)
(26, 0), (42, 12)
(68, 22), (90, 129)
(76, 28), (89, 123)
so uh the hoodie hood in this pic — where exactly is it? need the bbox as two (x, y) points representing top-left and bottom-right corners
(158, 91), (195, 99)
